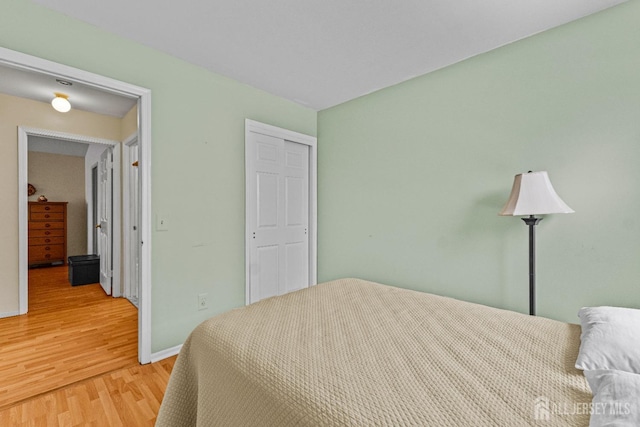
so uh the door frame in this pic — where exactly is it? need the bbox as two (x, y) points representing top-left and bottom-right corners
(4, 46), (153, 364)
(244, 119), (317, 305)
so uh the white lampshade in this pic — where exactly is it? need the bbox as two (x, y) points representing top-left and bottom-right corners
(51, 93), (71, 113)
(499, 171), (574, 216)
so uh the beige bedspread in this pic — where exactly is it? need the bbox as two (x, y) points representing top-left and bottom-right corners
(157, 278), (591, 426)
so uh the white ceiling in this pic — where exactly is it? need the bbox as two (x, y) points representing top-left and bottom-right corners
(30, 0), (625, 111)
(0, 63), (137, 118)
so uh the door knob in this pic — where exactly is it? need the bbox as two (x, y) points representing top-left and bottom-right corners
(96, 224), (101, 228)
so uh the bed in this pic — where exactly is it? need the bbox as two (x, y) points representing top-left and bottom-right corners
(157, 278), (592, 426)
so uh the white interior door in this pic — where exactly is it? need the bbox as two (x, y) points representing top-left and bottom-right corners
(98, 147), (113, 295)
(125, 141), (140, 307)
(247, 132), (310, 304)
(91, 165), (98, 254)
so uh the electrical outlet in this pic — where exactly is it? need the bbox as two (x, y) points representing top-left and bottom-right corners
(198, 293), (208, 311)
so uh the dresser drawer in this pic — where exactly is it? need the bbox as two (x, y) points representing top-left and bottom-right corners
(30, 204), (65, 213)
(30, 212), (65, 221)
(29, 228), (65, 238)
(29, 244), (65, 263)
(29, 236), (65, 246)
(28, 222), (65, 230)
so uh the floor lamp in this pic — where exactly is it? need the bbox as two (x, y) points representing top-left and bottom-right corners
(499, 171), (574, 316)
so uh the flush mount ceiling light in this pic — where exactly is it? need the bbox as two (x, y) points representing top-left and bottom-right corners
(51, 92), (71, 113)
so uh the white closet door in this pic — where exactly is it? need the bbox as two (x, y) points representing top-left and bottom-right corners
(247, 132), (309, 304)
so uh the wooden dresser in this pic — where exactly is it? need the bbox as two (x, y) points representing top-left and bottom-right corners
(28, 201), (68, 267)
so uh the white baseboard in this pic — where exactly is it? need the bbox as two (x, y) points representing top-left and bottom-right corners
(0, 311), (20, 319)
(150, 344), (183, 363)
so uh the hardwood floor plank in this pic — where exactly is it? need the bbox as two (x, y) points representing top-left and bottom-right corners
(96, 379), (124, 427)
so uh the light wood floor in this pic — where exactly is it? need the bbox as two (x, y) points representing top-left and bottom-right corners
(0, 356), (176, 426)
(0, 266), (139, 408)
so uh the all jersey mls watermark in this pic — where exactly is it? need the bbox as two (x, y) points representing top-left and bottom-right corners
(534, 396), (633, 422)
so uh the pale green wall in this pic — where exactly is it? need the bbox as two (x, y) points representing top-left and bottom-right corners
(0, 0), (316, 351)
(317, 1), (640, 323)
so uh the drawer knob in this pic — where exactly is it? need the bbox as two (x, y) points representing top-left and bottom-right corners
(44, 206), (50, 211)
(45, 214), (50, 218)
(45, 224), (50, 228)
(45, 254), (51, 258)
(45, 231), (50, 235)
(45, 239), (50, 243)
(45, 246), (50, 250)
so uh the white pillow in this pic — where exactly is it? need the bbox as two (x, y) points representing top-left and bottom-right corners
(575, 306), (640, 373)
(584, 369), (640, 427)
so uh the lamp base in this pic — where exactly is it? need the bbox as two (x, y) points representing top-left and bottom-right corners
(522, 215), (542, 316)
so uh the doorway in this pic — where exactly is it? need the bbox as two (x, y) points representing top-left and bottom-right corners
(22, 129), (122, 296)
(4, 46), (153, 364)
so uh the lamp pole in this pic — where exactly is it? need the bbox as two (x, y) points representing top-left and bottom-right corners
(522, 215), (542, 316)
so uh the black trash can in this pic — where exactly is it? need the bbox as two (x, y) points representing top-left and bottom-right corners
(68, 255), (100, 286)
